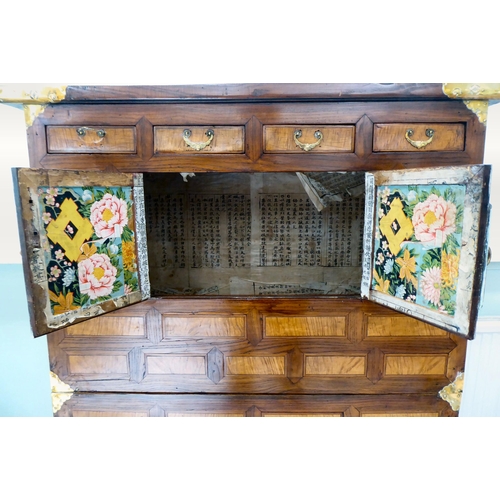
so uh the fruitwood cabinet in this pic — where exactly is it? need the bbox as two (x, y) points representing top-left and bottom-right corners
(11, 83), (493, 417)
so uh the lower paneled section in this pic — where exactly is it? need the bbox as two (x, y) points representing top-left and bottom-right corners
(48, 298), (467, 395)
(56, 393), (457, 417)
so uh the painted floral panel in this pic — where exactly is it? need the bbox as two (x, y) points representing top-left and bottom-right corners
(37, 186), (139, 316)
(372, 184), (465, 316)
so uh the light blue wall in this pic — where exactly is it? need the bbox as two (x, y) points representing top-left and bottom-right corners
(0, 264), (53, 417)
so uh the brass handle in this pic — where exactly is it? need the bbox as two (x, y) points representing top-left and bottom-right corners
(294, 129), (323, 151)
(405, 128), (434, 149)
(182, 129), (214, 151)
(76, 127), (106, 141)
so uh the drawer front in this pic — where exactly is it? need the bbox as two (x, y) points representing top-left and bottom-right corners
(154, 126), (244, 153)
(47, 126), (136, 153)
(373, 123), (465, 152)
(264, 125), (354, 153)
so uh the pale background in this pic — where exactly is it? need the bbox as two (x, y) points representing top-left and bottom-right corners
(1, 2), (500, 497)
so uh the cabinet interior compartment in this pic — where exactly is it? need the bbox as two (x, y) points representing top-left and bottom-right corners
(144, 172), (366, 297)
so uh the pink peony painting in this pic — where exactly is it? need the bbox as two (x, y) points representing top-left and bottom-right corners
(78, 253), (117, 300)
(90, 193), (129, 238)
(412, 194), (457, 247)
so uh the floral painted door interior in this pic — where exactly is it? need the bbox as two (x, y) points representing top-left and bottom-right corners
(14, 165), (490, 340)
(13, 169), (150, 337)
(362, 164), (491, 339)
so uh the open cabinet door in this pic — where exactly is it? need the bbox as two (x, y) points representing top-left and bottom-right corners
(13, 168), (150, 337)
(361, 164), (491, 339)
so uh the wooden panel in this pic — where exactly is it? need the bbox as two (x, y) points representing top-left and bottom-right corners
(385, 355), (448, 375)
(154, 126), (244, 153)
(366, 316), (448, 337)
(68, 355), (129, 374)
(72, 411), (149, 417)
(55, 393), (458, 417)
(162, 315), (246, 337)
(47, 126), (136, 153)
(66, 316), (145, 336)
(305, 356), (366, 375)
(373, 123), (465, 152)
(262, 413), (342, 417)
(264, 125), (354, 153)
(64, 83), (449, 101)
(361, 412), (440, 417)
(147, 355), (206, 375)
(226, 356), (285, 375)
(264, 316), (346, 337)
(167, 413), (245, 417)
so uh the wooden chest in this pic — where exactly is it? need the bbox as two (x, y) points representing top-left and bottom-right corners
(10, 83), (493, 417)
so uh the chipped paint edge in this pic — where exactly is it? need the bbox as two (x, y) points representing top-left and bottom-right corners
(133, 174), (151, 300)
(361, 173), (375, 298)
(439, 371), (464, 412)
(50, 371), (74, 414)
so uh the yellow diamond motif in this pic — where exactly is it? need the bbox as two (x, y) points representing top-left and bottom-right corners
(379, 198), (414, 255)
(45, 198), (94, 262)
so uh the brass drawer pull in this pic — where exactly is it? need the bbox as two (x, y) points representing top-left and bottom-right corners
(294, 129), (323, 151)
(405, 128), (434, 149)
(76, 127), (106, 141)
(182, 129), (214, 151)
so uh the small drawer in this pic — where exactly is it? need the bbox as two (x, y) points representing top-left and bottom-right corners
(373, 123), (465, 152)
(154, 126), (244, 153)
(47, 126), (136, 153)
(264, 125), (354, 153)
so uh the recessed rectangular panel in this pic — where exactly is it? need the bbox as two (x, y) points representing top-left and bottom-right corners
(305, 356), (366, 375)
(264, 316), (346, 337)
(167, 413), (245, 417)
(366, 316), (448, 337)
(162, 315), (246, 337)
(226, 356), (285, 375)
(154, 126), (244, 153)
(361, 412), (440, 417)
(72, 411), (149, 417)
(373, 123), (465, 152)
(263, 413), (342, 417)
(68, 355), (129, 374)
(47, 126), (136, 153)
(66, 316), (145, 336)
(147, 355), (206, 375)
(385, 355), (447, 376)
(264, 126), (354, 153)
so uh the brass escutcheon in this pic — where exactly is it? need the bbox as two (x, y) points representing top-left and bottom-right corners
(76, 127), (106, 140)
(405, 128), (434, 149)
(182, 129), (214, 151)
(294, 129), (323, 151)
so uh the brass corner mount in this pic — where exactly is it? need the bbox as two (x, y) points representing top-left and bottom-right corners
(439, 372), (464, 412)
(50, 371), (74, 415)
